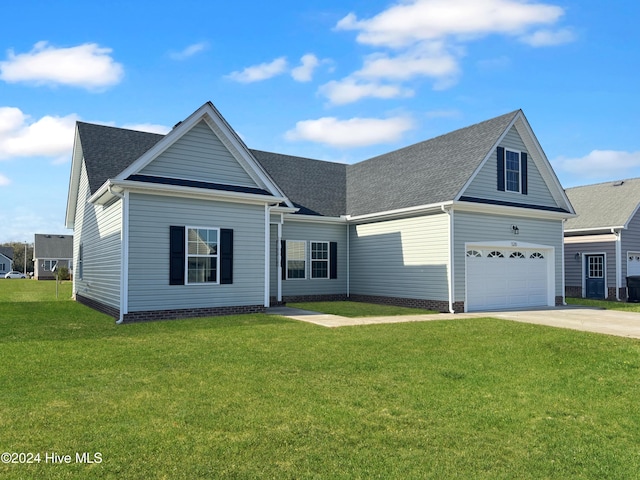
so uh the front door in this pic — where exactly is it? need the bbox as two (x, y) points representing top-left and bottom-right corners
(585, 254), (605, 299)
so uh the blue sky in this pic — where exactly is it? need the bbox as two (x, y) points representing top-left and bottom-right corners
(0, 0), (638, 243)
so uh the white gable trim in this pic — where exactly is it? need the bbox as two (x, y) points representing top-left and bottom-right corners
(65, 125), (84, 229)
(455, 111), (574, 215)
(114, 102), (293, 208)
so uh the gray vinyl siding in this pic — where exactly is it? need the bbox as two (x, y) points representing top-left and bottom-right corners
(127, 193), (265, 311)
(564, 235), (616, 291)
(454, 211), (564, 301)
(622, 209), (640, 280)
(349, 213), (450, 301)
(463, 127), (557, 208)
(276, 221), (348, 297)
(73, 162), (122, 309)
(139, 120), (258, 188)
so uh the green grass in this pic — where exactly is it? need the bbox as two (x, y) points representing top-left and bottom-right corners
(287, 300), (438, 317)
(567, 296), (640, 312)
(2, 282), (640, 478)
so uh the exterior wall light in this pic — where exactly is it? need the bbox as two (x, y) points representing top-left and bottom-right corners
(511, 225), (519, 235)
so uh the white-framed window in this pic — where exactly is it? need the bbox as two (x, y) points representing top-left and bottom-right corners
(43, 260), (58, 271)
(311, 241), (329, 279)
(488, 251), (504, 258)
(186, 227), (219, 284)
(286, 240), (306, 279)
(530, 252), (544, 259)
(505, 150), (521, 193)
(509, 251), (525, 259)
(466, 250), (482, 257)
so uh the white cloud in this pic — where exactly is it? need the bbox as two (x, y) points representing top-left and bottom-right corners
(169, 42), (208, 60)
(336, 0), (567, 47)
(122, 123), (171, 134)
(331, 0), (573, 98)
(319, 78), (413, 105)
(554, 150), (640, 185)
(0, 41), (124, 90)
(291, 54), (320, 82)
(0, 107), (78, 161)
(285, 116), (414, 148)
(227, 57), (288, 83)
(520, 28), (576, 46)
(0, 173), (10, 186)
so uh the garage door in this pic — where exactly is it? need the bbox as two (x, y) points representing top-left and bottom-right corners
(466, 246), (551, 311)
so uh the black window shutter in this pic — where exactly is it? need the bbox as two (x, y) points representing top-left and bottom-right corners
(497, 147), (505, 191)
(169, 226), (185, 285)
(329, 242), (338, 279)
(281, 240), (286, 280)
(521, 152), (528, 195)
(220, 229), (233, 284)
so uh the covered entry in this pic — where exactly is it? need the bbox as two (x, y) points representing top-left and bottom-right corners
(465, 242), (555, 311)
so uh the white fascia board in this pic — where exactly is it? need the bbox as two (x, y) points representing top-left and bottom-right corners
(624, 203), (640, 229)
(90, 180), (285, 207)
(284, 213), (347, 224)
(65, 126), (83, 229)
(345, 202), (453, 223)
(453, 199), (574, 220)
(565, 226), (626, 234)
(513, 115), (575, 214)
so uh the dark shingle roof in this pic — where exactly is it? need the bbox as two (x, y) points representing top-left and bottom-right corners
(34, 234), (73, 258)
(0, 246), (13, 260)
(251, 150), (346, 217)
(74, 110), (520, 218)
(564, 178), (640, 231)
(77, 122), (163, 194)
(347, 110), (519, 216)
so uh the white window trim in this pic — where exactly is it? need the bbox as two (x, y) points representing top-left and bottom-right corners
(310, 241), (330, 280)
(286, 240), (307, 280)
(185, 226), (220, 285)
(505, 149), (521, 194)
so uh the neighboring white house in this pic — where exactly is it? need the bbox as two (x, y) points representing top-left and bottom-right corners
(0, 246), (13, 276)
(564, 178), (640, 300)
(65, 102), (575, 323)
(33, 234), (73, 280)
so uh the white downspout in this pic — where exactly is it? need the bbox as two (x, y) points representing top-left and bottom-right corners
(277, 214), (283, 303)
(613, 228), (621, 301)
(561, 219), (567, 305)
(265, 204), (271, 308)
(441, 205), (455, 314)
(346, 221), (350, 298)
(108, 185), (127, 324)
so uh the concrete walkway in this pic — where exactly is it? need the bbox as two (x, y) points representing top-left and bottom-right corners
(266, 305), (640, 339)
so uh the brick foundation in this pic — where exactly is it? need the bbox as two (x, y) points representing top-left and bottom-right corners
(76, 294), (265, 323)
(280, 294), (348, 304)
(348, 294), (464, 313)
(122, 304), (265, 323)
(76, 294), (119, 319)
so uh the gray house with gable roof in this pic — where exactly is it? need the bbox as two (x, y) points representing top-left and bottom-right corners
(564, 178), (640, 300)
(0, 246), (13, 276)
(65, 102), (574, 323)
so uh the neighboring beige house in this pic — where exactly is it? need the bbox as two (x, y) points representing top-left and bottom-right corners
(564, 178), (640, 300)
(33, 234), (73, 280)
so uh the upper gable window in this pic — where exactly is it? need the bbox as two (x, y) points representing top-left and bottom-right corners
(505, 150), (521, 193)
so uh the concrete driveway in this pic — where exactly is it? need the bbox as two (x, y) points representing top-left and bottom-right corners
(267, 305), (640, 339)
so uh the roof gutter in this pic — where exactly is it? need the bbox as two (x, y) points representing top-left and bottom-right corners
(345, 201), (454, 223)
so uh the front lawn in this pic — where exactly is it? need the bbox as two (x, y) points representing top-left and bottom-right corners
(567, 296), (640, 312)
(287, 300), (438, 317)
(2, 282), (640, 478)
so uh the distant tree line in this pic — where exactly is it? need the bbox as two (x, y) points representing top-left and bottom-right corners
(1, 242), (34, 274)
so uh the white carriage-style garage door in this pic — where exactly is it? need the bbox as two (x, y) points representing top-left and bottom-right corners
(465, 243), (554, 312)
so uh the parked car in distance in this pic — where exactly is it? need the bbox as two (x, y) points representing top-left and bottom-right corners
(4, 271), (26, 279)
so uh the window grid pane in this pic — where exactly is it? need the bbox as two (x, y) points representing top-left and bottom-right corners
(187, 228), (218, 283)
(311, 242), (329, 278)
(287, 241), (306, 279)
(505, 150), (520, 192)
